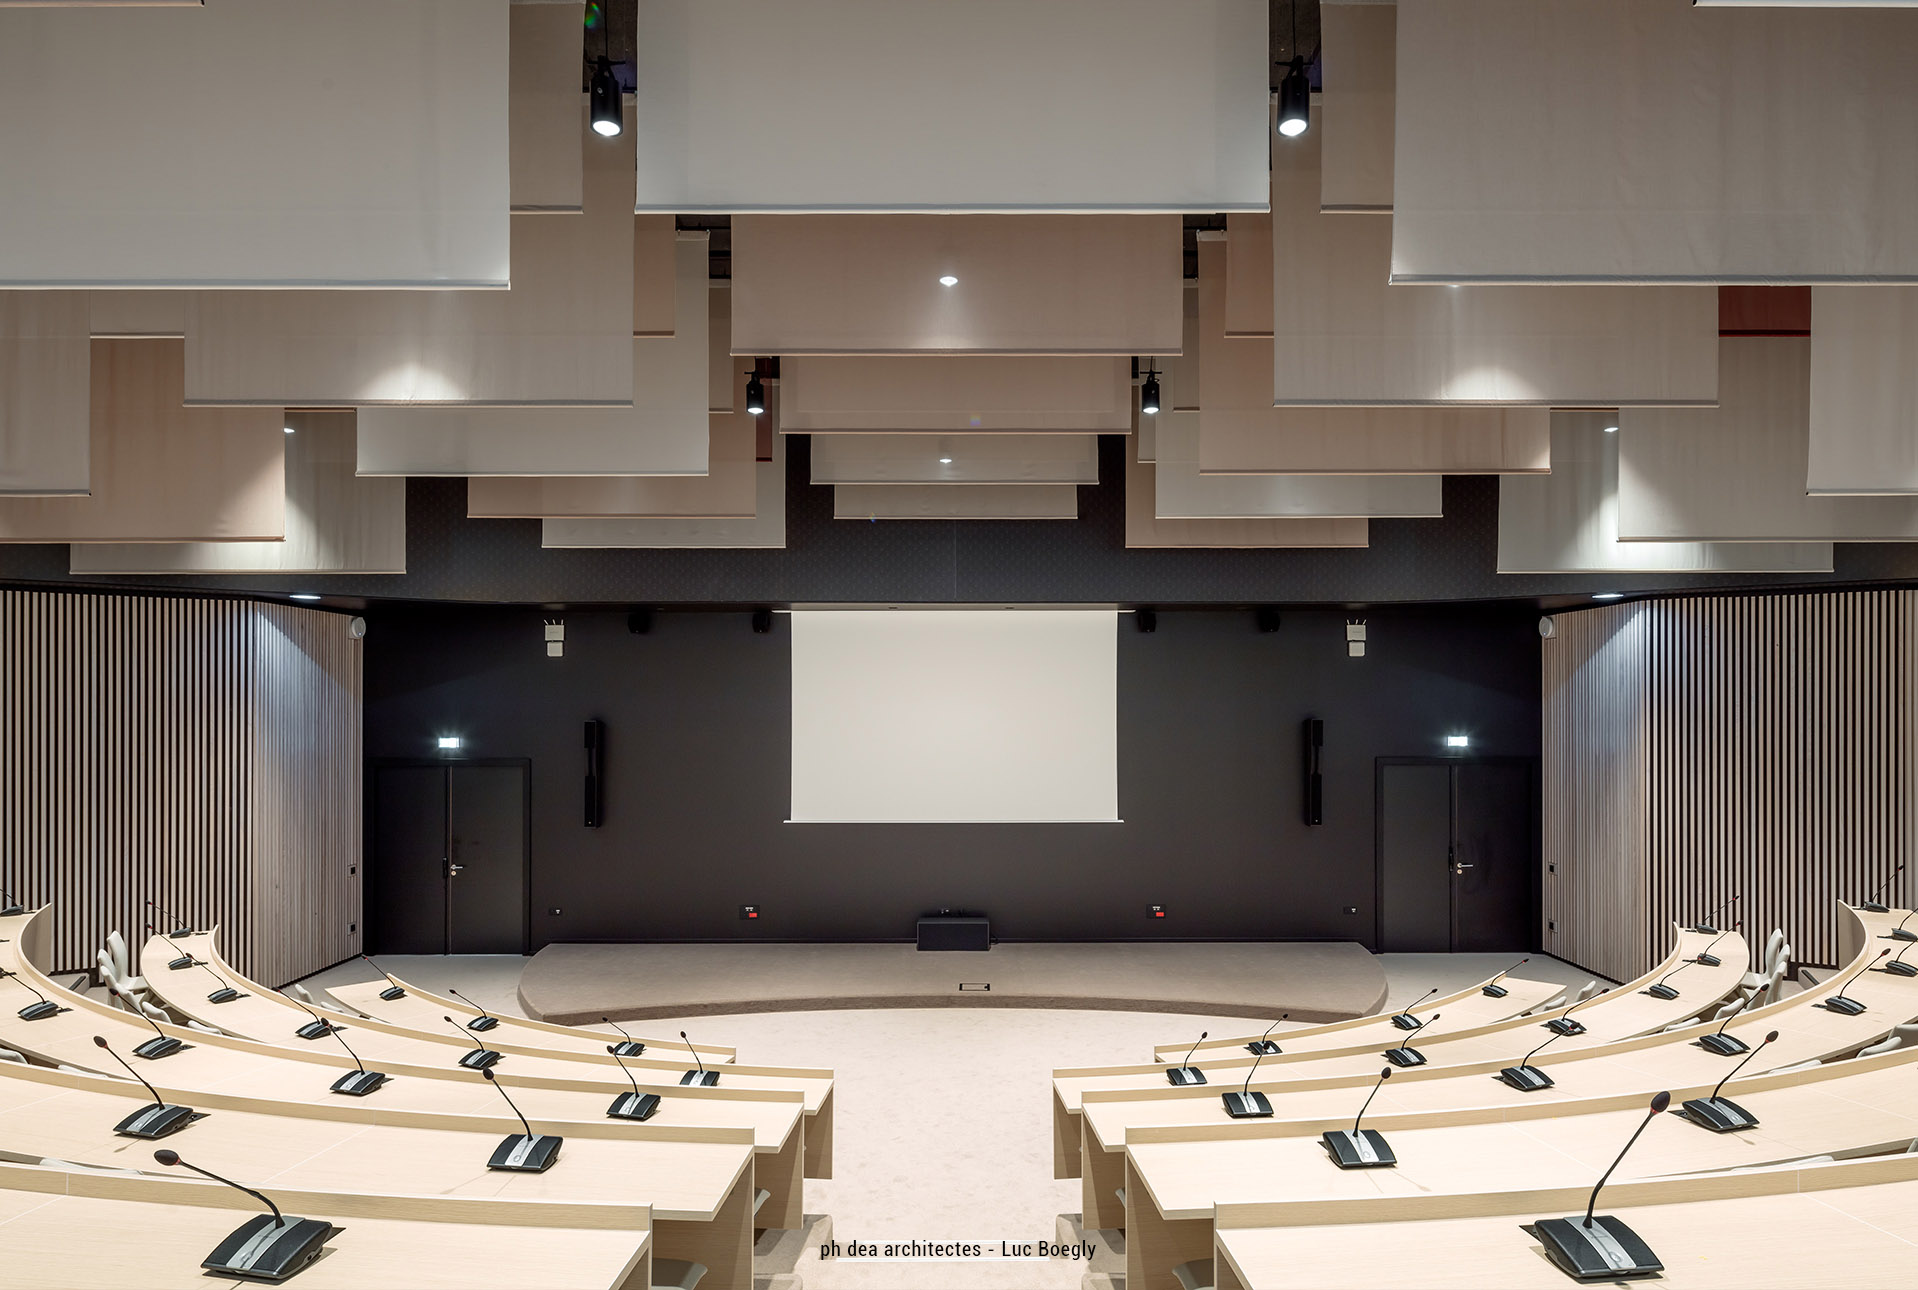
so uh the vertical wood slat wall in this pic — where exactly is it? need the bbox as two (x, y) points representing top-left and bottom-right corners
(0, 590), (360, 983)
(1543, 591), (1918, 982)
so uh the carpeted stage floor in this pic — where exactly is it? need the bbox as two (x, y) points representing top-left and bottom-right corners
(515, 940), (1390, 1025)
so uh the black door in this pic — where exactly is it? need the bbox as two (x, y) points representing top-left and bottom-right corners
(1377, 758), (1535, 952)
(371, 762), (529, 954)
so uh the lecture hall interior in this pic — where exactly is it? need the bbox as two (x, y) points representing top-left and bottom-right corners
(5, 1), (1918, 1287)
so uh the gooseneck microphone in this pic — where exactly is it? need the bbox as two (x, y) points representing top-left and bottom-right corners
(1822, 949), (1890, 1015)
(1530, 1092), (1671, 1280)
(0, 889), (25, 917)
(0, 966), (60, 1020)
(1498, 1027), (1569, 1091)
(1383, 1012), (1443, 1068)
(605, 1042), (661, 1121)
(1482, 959), (1529, 999)
(92, 1035), (196, 1139)
(1860, 864), (1904, 914)
(1885, 939), (1918, 978)
(154, 1149), (336, 1280)
(479, 1067), (563, 1172)
(1692, 922), (1741, 968)
(447, 987), (499, 1032)
(1645, 958), (1699, 1001)
(679, 1030), (719, 1086)
(1698, 983), (1768, 1056)
(292, 999), (388, 1097)
(1691, 894), (1739, 935)
(148, 922), (195, 971)
(1165, 1031), (1209, 1086)
(277, 988), (337, 1042)
(1223, 1038), (1274, 1118)
(111, 988), (183, 1059)
(1246, 1015), (1287, 1057)
(1390, 988), (1440, 1031)
(1887, 907), (1917, 944)
(1679, 1031), (1779, 1133)
(145, 899), (193, 938)
(443, 1015), (502, 1070)
(362, 955), (406, 1001)
(184, 956), (243, 1004)
(1322, 1068), (1397, 1168)
(602, 1015), (646, 1057)
(1544, 987), (1608, 1037)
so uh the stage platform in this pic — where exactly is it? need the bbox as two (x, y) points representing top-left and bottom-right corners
(518, 940), (1389, 1025)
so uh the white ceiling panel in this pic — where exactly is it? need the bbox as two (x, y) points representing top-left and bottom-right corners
(834, 485), (1079, 520)
(781, 356), (1131, 433)
(542, 436), (786, 548)
(809, 434), (1099, 486)
(1807, 286), (1918, 494)
(1320, 1), (1396, 214)
(0, 295), (90, 495)
(1125, 437), (1369, 549)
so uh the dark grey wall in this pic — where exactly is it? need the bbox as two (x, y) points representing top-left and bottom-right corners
(364, 604), (1542, 947)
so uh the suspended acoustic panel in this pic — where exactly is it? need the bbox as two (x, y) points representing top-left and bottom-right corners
(0, 295), (90, 495)
(1497, 411), (1832, 574)
(70, 411), (405, 573)
(634, 215), (679, 338)
(781, 356), (1131, 433)
(509, 1), (584, 212)
(1274, 131), (1719, 405)
(1807, 287), (1918, 494)
(1618, 337), (1918, 540)
(1393, 0), (1918, 282)
(0, 340), (283, 542)
(542, 434), (786, 548)
(709, 286), (733, 409)
(809, 434), (1098, 486)
(1224, 196), (1272, 339)
(355, 234), (711, 475)
(834, 485), (1079, 520)
(88, 291), (188, 338)
(0, 0), (509, 287)
(1195, 238), (1549, 473)
(466, 361), (759, 518)
(731, 215), (1183, 355)
(1320, 1), (1395, 213)
(1170, 283), (1200, 413)
(630, 0), (1268, 212)
(1154, 401), (1443, 520)
(1125, 438), (1369, 549)
(186, 124), (636, 406)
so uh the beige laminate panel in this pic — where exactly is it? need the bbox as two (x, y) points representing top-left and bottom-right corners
(708, 285), (732, 405)
(1807, 286), (1918, 494)
(1196, 239), (1549, 474)
(0, 294), (89, 495)
(509, 1), (584, 211)
(0, 339), (282, 541)
(832, 484), (1079, 520)
(731, 214), (1183, 355)
(780, 355), (1132, 433)
(1497, 411), (1833, 574)
(1273, 131), (1719, 406)
(186, 125), (634, 407)
(1125, 436), (1369, 549)
(1618, 338), (1918, 540)
(71, 411), (406, 573)
(356, 235), (710, 476)
(635, 215), (680, 338)
(1223, 201), (1272, 339)
(1319, 2), (1395, 214)
(87, 289), (189, 339)
(809, 434), (1098, 486)
(541, 434), (786, 549)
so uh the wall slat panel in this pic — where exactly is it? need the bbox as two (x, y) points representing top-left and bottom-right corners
(1544, 591), (1917, 982)
(0, 591), (360, 982)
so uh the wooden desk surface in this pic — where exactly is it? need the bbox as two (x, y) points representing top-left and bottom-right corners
(1150, 971), (1568, 1064)
(1213, 1157), (1918, 1290)
(0, 1159), (651, 1290)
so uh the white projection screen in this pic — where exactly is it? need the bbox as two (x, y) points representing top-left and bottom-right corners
(790, 610), (1118, 824)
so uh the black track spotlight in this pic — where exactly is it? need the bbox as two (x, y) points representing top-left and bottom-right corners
(1140, 370), (1161, 416)
(745, 373), (767, 416)
(1136, 609), (1158, 634)
(589, 55), (622, 138)
(1277, 57), (1310, 138)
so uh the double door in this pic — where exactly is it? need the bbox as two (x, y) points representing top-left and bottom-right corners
(1377, 758), (1534, 952)
(371, 762), (528, 954)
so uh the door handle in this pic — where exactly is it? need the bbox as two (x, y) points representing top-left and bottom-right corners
(1453, 862), (1474, 875)
(448, 861), (464, 876)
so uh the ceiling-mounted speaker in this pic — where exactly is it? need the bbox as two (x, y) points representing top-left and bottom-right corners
(1136, 609), (1157, 634)
(627, 609), (653, 635)
(1256, 607), (1283, 634)
(1302, 718), (1324, 827)
(1538, 617), (1558, 639)
(583, 720), (605, 829)
(752, 608), (774, 634)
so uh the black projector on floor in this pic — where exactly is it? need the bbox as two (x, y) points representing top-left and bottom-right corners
(917, 915), (989, 952)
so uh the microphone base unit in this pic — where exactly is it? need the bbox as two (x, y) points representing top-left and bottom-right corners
(1221, 1090), (1272, 1119)
(1383, 1045), (1427, 1068)
(1644, 984), (1680, 1001)
(487, 1132), (563, 1173)
(378, 985), (406, 1001)
(133, 1036), (183, 1060)
(609, 1040), (646, 1057)
(167, 955), (193, 971)
(1244, 1039), (1282, 1056)
(607, 1091), (661, 1121)
(1481, 983), (1509, 998)
(206, 988), (242, 1004)
(112, 1102), (200, 1139)
(1821, 995), (1867, 1016)
(1889, 928), (1918, 943)
(458, 1049), (503, 1070)
(1885, 960), (1918, 978)
(1532, 1215), (1662, 1281)
(167, 926), (193, 939)
(17, 1000), (61, 1021)
(0, 904), (24, 917)
(1861, 901), (1891, 914)
(329, 1069), (388, 1097)
(1694, 953), (1721, 967)
(1388, 1013), (1422, 1031)
(1690, 922), (1718, 935)
(1680, 1096), (1760, 1133)
(465, 1015), (500, 1032)
(1321, 1129), (1396, 1169)
(199, 1214), (338, 1282)
(294, 1020), (334, 1041)
(1697, 1032), (1750, 1056)
(679, 1070), (720, 1087)
(1545, 1018), (1588, 1037)
(1164, 1066), (1207, 1086)
(1497, 1064), (1555, 1092)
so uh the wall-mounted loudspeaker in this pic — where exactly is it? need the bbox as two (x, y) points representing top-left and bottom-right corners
(752, 609), (773, 634)
(1136, 609), (1157, 634)
(1256, 607), (1283, 634)
(627, 609), (652, 635)
(1538, 616), (1557, 639)
(583, 720), (604, 828)
(1302, 717), (1324, 826)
